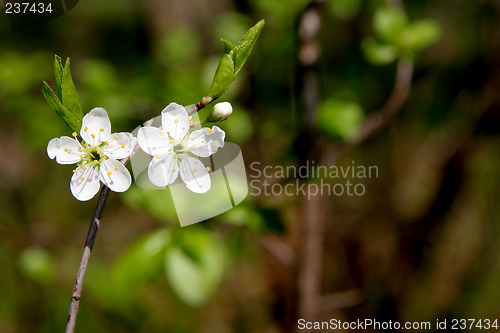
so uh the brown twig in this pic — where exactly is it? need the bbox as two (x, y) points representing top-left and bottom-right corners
(65, 185), (111, 333)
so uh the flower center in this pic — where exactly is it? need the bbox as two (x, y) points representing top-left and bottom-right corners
(78, 141), (108, 169)
(173, 143), (185, 154)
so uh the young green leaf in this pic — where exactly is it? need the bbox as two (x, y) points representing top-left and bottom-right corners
(42, 81), (81, 133)
(401, 19), (441, 51)
(111, 229), (170, 292)
(231, 19), (265, 76)
(374, 7), (407, 44)
(61, 57), (83, 121)
(165, 232), (225, 307)
(53, 55), (63, 101)
(316, 98), (365, 141)
(206, 53), (235, 99)
(221, 38), (235, 55)
(362, 38), (398, 66)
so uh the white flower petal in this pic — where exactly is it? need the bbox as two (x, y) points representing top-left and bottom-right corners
(188, 126), (225, 157)
(213, 102), (232, 119)
(104, 132), (137, 160)
(161, 103), (189, 141)
(98, 159), (132, 192)
(47, 136), (83, 164)
(80, 107), (112, 147)
(137, 126), (172, 157)
(179, 156), (211, 193)
(148, 154), (179, 187)
(70, 165), (100, 201)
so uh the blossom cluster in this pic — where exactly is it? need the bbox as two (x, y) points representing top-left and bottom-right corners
(47, 103), (227, 200)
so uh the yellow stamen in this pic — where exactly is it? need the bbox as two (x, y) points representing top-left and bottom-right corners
(173, 168), (176, 172)
(188, 116), (192, 120)
(174, 119), (179, 123)
(72, 132), (78, 137)
(114, 166), (119, 171)
(84, 127), (88, 131)
(114, 136), (118, 140)
(159, 130), (163, 135)
(121, 144), (125, 149)
(193, 169), (197, 173)
(213, 147), (218, 152)
(107, 171), (112, 176)
(205, 167), (210, 172)
(202, 140), (205, 143)
(99, 128), (104, 132)
(64, 148), (68, 152)
(105, 142), (109, 146)
(155, 154), (160, 159)
(169, 140), (174, 144)
(207, 128), (212, 133)
(91, 134), (96, 139)
(80, 177), (85, 181)
(73, 170), (77, 173)
(97, 150), (101, 154)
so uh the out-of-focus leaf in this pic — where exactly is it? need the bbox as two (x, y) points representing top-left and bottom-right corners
(122, 185), (178, 222)
(221, 38), (235, 55)
(165, 230), (224, 307)
(206, 53), (235, 99)
(61, 58), (83, 121)
(316, 98), (365, 141)
(221, 205), (264, 231)
(329, 0), (361, 20)
(42, 81), (82, 133)
(53, 55), (63, 100)
(111, 229), (170, 292)
(18, 247), (54, 285)
(362, 38), (398, 66)
(374, 7), (407, 44)
(401, 19), (441, 51)
(231, 19), (265, 76)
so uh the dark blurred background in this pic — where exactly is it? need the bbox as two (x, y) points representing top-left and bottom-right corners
(1, 0), (500, 332)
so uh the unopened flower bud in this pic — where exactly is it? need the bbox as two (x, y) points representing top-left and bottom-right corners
(207, 102), (233, 122)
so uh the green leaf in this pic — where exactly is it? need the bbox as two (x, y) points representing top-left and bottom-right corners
(53, 55), (63, 101)
(362, 38), (398, 66)
(165, 230), (225, 306)
(401, 19), (441, 51)
(206, 53), (235, 99)
(112, 229), (170, 292)
(19, 247), (54, 285)
(42, 81), (82, 133)
(221, 38), (235, 54)
(328, 0), (361, 20)
(231, 19), (265, 76)
(374, 7), (407, 44)
(316, 98), (364, 141)
(61, 58), (83, 121)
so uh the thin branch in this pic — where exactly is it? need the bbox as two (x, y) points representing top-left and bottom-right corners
(185, 96), (215, 115)
(65, 185), (111, 333)
(322, 58), (414, 166)
(318, 289), (363, 313)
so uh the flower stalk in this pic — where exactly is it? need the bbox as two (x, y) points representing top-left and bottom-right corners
(65, 185), (111, 333)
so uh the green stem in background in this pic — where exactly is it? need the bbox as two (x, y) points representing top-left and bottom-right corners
(65, 185), (111, 333)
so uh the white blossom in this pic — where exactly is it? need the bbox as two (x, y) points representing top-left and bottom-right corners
(137, 102), (225, 193)
(208, 102), (233, 122)
(47, 108), (137, 201)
